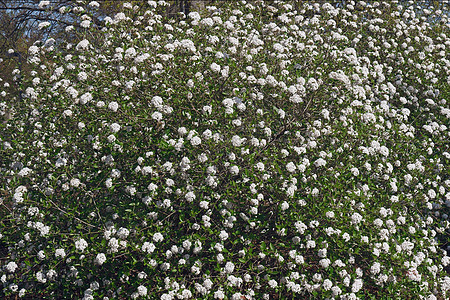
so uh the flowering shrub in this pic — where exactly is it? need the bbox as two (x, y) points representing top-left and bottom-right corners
(0, 1), (449, 299)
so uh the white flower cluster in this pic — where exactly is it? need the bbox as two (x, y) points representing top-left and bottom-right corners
(1, 1), (449, 299)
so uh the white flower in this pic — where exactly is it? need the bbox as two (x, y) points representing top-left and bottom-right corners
(203, 105), (212, 114)
(374, 218), (383, 227)
(255, 162), (265, 171)
(152, 111), (163, 121)
(295, 221), (307, 234)
(183, 240), (191, 250)
(379, 146), (389, 156)
(406, 268), (421, 282)
(219, 230), (229, 241)
(190, 136), (201, 146)
(320, 258), (331, 268)
(351, 278), (363, 293)
(80, 20), (91, 28)
(401, 241), (414, 252)
(150, 96), (163, 109)
(178, 127), (187, 136)
(222, 98), (234, 108)
(268, 279), (278, 288)
(137, 285), (147, 296)
(94, 253), (106, 265)
(231, 135), (243, 147)
(373, 248), (380, 257)
(63, 109), (72, 117)
(46, 269), (57, 280)
(198, 153), (208, 163)
(13, 192), (24, 203)
(342, 232), (350, 242)
(55, 248), (66, 258)
(32, 77), (40, 86)
(314, 158), (326, 167)
(185, 191), (196, 202)
(79, 92), (92, 104)
(229, 165), (239, 175)
(224, 261), (235, 273)
(201, 18), (214, 26)
(38, 1), (50, 8)
(371, 262), (381, 275)
(76, 39), (90, 51)
(306, 240), (316, 249)
(89, 1), (100, 8)
(442, 256), (450, 267)
(153, 232), (164, 243)
(142, 242), (156, 253)
(318, 248), (327, 258)
(110, 123), (121, 133)
(6, 262), (18, 273)
(188, 11), (201, 20)
(210, 63), (221, 73)
(75, 238), (88, 252)
(38, 21), (51, 30)
(70, 178), (81, 188)
(290, 94), (302, 103)
(105, 178), (113, 188)
(351, 213), (363, 224)
(33, 221), (50, 236)
(280, 201), (289, 211)
(37, 250), (46, 260)
(214, 290), (225, 299)
(323, 279), (333, 291)
(286, 185), (295, 197)
(36, 271), (47, 283)
(273, 42), (284, 52)
(125, 47), (137, 59)
(331, 286), (342, 296)
(29, 45), (39, 55)
(107, 134), (115, 143)
(148, 183), (158, 192)
(294, 254), (304, 264)
(18, 167), (32, 177)
(114, 12), (127, 22)
(117, 227), (129, 239)
(286, 162), (296, 173)
(108, 101), (119, 112)
(428, 189), (436, 199)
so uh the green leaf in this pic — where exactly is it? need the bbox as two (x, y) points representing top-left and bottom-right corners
(260, 241), (266, 251)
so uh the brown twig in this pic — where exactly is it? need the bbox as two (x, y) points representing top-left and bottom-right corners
(48, 199), (99, 229)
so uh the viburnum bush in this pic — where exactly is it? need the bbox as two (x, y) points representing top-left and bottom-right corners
(0, 0), (449, 299)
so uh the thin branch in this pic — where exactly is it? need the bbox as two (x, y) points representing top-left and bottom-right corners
(48, 199), (100, 229)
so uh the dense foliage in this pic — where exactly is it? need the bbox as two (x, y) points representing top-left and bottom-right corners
(0, 1), (449, 299)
